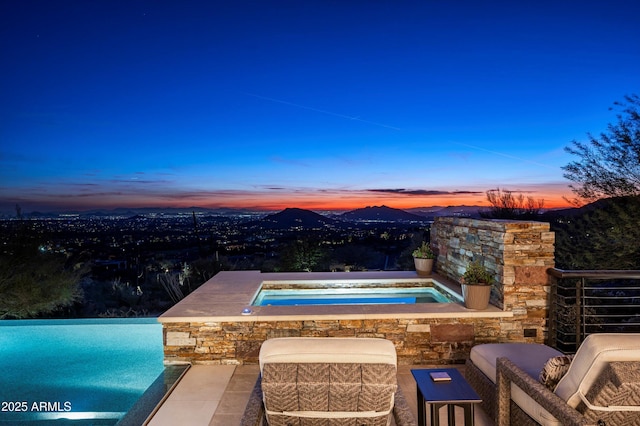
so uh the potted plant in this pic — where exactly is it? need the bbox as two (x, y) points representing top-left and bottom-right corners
(460, 260), (494, 309)
(412, 241), (435, 276)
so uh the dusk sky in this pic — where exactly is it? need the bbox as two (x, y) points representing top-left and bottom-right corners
(2, 1), (639, 214)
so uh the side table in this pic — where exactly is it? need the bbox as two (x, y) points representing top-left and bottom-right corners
(411, 368), (481, 426)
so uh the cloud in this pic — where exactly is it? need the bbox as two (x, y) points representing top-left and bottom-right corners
(367, 188), (483, 196)
(59, 191), (126, 198)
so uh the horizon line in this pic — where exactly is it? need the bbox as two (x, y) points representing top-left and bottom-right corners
(1, 202), (580, 216)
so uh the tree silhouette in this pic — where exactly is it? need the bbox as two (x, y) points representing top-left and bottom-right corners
(553, 196), (640, 269)
(555, 95), (640, 270)
(563, 94), (640, 203)
(481, 188), (544, 219)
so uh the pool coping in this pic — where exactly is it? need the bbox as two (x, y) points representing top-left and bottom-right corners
(158, 270), (512, 323)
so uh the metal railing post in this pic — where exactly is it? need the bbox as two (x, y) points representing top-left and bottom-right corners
(576, 277), (584, 347)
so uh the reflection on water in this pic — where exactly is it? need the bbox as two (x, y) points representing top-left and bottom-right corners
(0, 318), (165, 425)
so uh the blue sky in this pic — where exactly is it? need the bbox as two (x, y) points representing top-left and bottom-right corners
(1, 0), (639, 213)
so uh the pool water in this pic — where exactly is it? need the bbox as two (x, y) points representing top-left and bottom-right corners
(253, 286), (455, 306)
(0, 318), (165, 425)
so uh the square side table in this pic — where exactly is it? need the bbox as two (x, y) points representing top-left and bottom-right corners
(411, 368), (482, 426)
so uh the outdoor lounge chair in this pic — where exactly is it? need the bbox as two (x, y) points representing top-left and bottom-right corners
(466, 333), (640, 426)
(240, 337), (417, 426)
(466, 341), (563, 421)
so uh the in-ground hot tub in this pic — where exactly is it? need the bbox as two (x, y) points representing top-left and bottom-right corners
(158, 270), (511, 365)
(251, 278), (460, 306)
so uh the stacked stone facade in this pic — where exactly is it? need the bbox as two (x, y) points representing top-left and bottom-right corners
(431, 217), (555, 341)
(163, 317), (506, 365)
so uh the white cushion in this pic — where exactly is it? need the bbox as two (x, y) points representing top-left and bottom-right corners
(555, 333), (640, 408)
(259, 337), (397, 372)
(511, 384), (563, 426)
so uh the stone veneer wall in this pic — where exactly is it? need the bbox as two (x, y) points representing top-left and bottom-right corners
(161, 218), (555, 365)
(163, 317), (506, 365)
(431, 217), (555, 341)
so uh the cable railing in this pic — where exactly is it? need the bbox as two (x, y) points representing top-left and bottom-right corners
(547, 268), (640, 352)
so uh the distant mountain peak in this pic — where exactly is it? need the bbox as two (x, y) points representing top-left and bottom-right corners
(341, 205), (428, 222)
(255, 207), (340, 229)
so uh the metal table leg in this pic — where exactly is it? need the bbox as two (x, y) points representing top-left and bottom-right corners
(416, 386), (426, 426)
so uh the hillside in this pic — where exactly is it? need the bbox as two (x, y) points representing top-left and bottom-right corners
(253, 207), (342, 229)
(340, 205), (428, 222)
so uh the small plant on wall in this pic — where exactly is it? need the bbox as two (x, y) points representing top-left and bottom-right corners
(412, 241), (435, 276)
(412, 241), (435, 259)
(461, 260), (494, 285)
(460, 260), (494, 309)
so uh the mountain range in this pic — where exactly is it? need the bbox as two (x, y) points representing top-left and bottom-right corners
(16, 204), (486, 220)
(243, 205), (491, 229)
(12, 199), (622, 226)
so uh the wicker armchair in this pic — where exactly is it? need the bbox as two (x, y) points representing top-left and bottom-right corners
(240, 337), (417, 426)
(466, 342), (562, 421)
(497, 357), (640, 426)
(466, 334), (640, 426)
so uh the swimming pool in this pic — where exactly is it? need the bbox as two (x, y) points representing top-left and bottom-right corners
(252, 282), (457, 306)
(0, 318), (167, 425)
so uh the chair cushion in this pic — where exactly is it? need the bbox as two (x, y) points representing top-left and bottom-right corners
(539, 354), (574, 390)
(510, 385), (564, 426)
(470, 342), (562, 383)
(259, 337), (397, 371)
(555, 333), (640, 408)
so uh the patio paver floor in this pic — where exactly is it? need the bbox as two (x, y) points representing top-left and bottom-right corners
(147, 364), (494, 426)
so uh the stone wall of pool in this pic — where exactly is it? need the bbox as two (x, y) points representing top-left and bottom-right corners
(158, 218), (554, 365)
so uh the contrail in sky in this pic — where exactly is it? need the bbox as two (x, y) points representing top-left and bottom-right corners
(243, 92), (402, 131)
(450, 141), (557, 170)
(244, 92), (556, 169)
